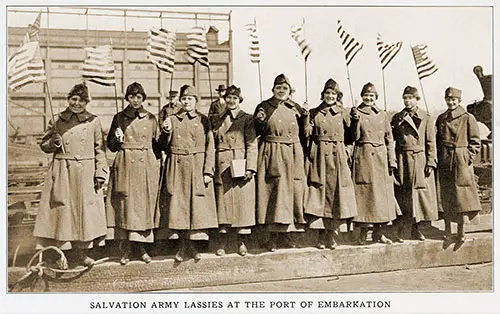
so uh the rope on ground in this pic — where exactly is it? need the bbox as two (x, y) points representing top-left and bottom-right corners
(9, 246), (109, 292)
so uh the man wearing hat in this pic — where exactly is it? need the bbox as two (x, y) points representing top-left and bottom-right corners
(435, 87), (482, 243)
(208, 84), (227, 127)
(391, 86), (438, 242)
(159, 90), (181, 129)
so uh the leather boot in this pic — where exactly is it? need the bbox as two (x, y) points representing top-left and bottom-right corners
(138, 244), (152, 263)
(120, 241), (131, 265)
(317, 230), (326, 249)
(174, 238), (186, 262)
(327, 229), (338, 250)
(267, 233), (278, 252)
(457, 223), (466, 243)
(75, 248), (95, 267)
(411, 223), (426, 241)
(238, 235), (248, 256)
(357, 227), (368, 245)
(187, 240), (202, 261)
(395, 223), (405, 243)
(374, 225), (393, 245)
(443, 220), (452, 240)
(216, 233), (226, 256)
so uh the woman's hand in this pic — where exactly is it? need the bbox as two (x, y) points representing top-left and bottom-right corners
(244, 170), (254, 181)
(162, 117), (172, 132)
(115, 127), (125, 143)
(204, 175), (213, 184)
(51, 133), (63, 148)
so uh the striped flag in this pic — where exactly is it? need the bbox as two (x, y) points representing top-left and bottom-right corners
(291, 22), (312, 61)
(336, 20), (363, 66)
(23, 11), (42, 44)
(245, 22), (260, 63)
(82, 45), (116, 86)
(147, 27), (176, 73)
(8, 41), (47, 91)
(411, 44), (439, 80)
(376, 33), (403, 70)
(185, 26), (209, 67)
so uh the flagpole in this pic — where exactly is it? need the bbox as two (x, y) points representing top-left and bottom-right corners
(207, 65), (213, 104)
(382, 69), (387, 111)
(169, 71), (174, 93)
(113, 84), (120, 113)
(345, 64), (355, 107)
(410, 43), (430, 113)
(302, 18), (309, 103)
(44, 81), (65, 153)
(257, 62), (263, 102)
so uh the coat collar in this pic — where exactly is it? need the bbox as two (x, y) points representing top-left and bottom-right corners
(446, 105), (466, 119)
(317, 102), (342, 115)
(267, 96), (297, 109)
(226, 108), (244, 120)
(123, 105), (148, 119)
(357, 103), (382, 114)
(175, 108), (199, 120)
(59, 107), (95, 122)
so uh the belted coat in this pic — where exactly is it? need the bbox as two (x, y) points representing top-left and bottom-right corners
(253, 97), (309, 228)
(350, 103), (401, 223)
(213, 108), (258, 228)
(34, 109), (108, 245)
(391, 108), (439, 222)
(435, 106), (481, 222)
(159, 109), (218, 231)
(106, 105), (161, 232)
(304, 102), (357, 220)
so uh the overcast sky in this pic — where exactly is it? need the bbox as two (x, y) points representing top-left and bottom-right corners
(6, 5), (493, 114)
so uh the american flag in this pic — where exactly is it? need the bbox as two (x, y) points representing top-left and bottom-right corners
(376, 33), (403, 70)
(185, 26), (209, 67)
(147, 28), (176, 73)
(23, 11), (42, 45)
(411, 44), (439, 80)
(337, 20), (363, 66)
(291, 22), (312, 61)
(245, 21), (260, 63)
(81, 45), (116, 86)
(8, 41), (47, 91)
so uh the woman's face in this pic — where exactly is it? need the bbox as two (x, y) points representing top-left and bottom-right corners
(273, 83), (291, 101)
(68, 95), (88, 113)
(128, 93), (144, 109)
(224, 94), (240, 110)
(362, 92), (377, 106)
(403, 95), (418, 110)
(323, 89), (338, 106)
(445, 96), (460, 110)
(180, 95), (197, 112)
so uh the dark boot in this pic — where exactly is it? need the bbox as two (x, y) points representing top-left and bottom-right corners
(457, 223), (466, 243)
(357, 227), (368, 245)
(395, 222), (405, 243)
(267, 232), (278, 252)
(138, 243), (152, 263)
(411, 223), (426, 241)
(216, 233), (227, 256)
(443, 220), (452, 240)
(327, 229), (338, 250)
(283, 233), (299, 248)
(174, 238), (186, 262)
(237, 235), (248, 256)
(187, 240), (202, 261)
(317, 230), (326, 249)
(120, 241), (131, 265)
(75, 248), (95, 267)
(373, 225), (393, 245)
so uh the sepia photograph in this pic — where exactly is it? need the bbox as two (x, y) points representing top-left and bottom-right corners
(1, 1), (496, 313)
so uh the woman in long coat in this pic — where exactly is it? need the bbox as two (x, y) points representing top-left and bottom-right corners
(391, 86), (439, 242)
(212, 85), (257, 256)
(106, 82), (161, 265)
(436, 87), (482, 243)
(350, 82), (400, 245)
(254, 73), (309, 251)
(304, 79), (357, 249)
(33, 83), (108, 267)
(160, 84), (218, 262)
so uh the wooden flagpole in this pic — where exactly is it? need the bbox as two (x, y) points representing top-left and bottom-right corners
(109, 37), (120, 113)
(44, 81), (65, 153)
(208, 65), (213, 104)
(345, 64), (355, 107)
(382, 69), (387, 111)
(254, 18), (263, 102)
(302, 18), (309, 103)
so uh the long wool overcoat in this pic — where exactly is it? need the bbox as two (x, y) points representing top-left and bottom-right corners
(350, 103), (400, 223)
(435, 106), (482, 222)
(106, 105), (161, 233)
(391, 108), (439, 222)
(160, 109), (218, 231)
(213, 109), (258, 228)
(253, 97), (309, 229)
(304, 102), (357, 220)
(33, 109), (108, 247)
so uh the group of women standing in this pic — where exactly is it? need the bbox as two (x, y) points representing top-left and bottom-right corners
(33, 73), (483, 267)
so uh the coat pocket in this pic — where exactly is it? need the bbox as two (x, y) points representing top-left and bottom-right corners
(265, 145), (282, 178)
(50, 161), (70, 207)
(413, 152), (427, 189)
(455, 149), (474, 187)
(112, 155), (129, 196)
(338, 147), (352, 187)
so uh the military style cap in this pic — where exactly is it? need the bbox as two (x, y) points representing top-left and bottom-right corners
(321, 78), (343, 102)
(180, 84), (198, 99)
(403, 86), (420, 100)
(360, 82), (378, 98)
(273, 73), (292, 91)
(224, 85), (243, 102)
(445, 87), (462, 98)
(68, 82), (90, 101)
(125, 82), (147, 101)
